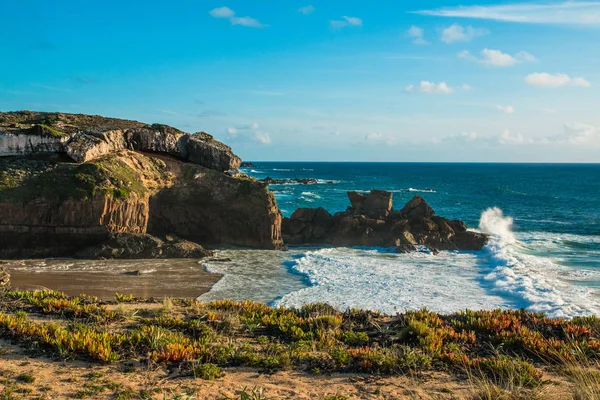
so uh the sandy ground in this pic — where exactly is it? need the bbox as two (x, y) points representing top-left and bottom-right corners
(2, 259), (221, 300)
(0, 339), (575, 400)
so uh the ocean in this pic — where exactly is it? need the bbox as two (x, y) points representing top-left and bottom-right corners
(200, 162), (600, 318)
(9, 162), (600, 319)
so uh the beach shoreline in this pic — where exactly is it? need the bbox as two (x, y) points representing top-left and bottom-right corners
(2, 258), (222, 300)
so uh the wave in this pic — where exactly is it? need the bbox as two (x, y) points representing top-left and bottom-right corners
(301, 192), (322, 199)
(273, 168), (293, 172)
(408, 188), (436, 193)
(478, 208), (600, 318)
(277, 247), (508, 314)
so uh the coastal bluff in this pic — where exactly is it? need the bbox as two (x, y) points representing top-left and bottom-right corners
(283, 191), (488, 252)
(0, 111), (284, 258)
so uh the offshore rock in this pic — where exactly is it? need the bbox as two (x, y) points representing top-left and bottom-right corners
(283, 193), (488, 252)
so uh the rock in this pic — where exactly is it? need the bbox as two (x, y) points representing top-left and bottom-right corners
(364, 190), (393, 218)
(282, 192), (488, 252)
(448, 220), (467, 232)
(65, 130), (127, 163)
(240, 162), (256, 168)
(283, 207), (333, 244)
(126, 124), (190, 159)
(187, 132), (241, 172)
(1, 112), (242, 172)
(452, 231), (489, 251)
(347, 192), (367, 213)
(75, 232), (214, 259)
(395, 244), (416, 254)
(400, 195), (435, 220)
(208, 257), (232, 262)
(0, 112), (286, 258)
(395, 231), (418, 246)
(122, 270), (142, 276)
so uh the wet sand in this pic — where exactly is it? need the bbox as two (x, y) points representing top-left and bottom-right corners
(2, 258), (221, 299)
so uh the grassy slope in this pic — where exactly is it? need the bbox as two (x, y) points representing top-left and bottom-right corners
(0, 152), (170, 203)
(0, 289), (598, 399)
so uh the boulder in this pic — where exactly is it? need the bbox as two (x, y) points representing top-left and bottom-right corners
(451, 231), (489, 251)
(75, 232), (214, 259)
(65, 130), (127, 163)
(126, 124), (190, 159)
(364, 190), (393, 218)
(187, 132), (241, 172)
(400, 195), (435, 220)
(347, 191), (367, 213)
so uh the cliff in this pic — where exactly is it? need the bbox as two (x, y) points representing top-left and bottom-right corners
(0, 111), (283, 258)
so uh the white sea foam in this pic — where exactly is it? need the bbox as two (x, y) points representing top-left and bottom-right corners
(275, 208), (600, 318)
(478, 208), (600, 318)
(273, 168), (293, 171)
(301, 191), (322, 199)
(277, 248), (509, 314)
(408, 188), (437, 193)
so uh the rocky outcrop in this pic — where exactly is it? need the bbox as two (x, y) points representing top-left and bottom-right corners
(75, 232), (214, 259)
(0, 112), (283, 259)
(0, 111), (241, 172)
(282, 191), (488, 252)
(148, 163), (284, 250)
(65, 130), (128, 163)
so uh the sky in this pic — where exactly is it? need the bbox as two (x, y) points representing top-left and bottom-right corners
(1, 1), (599, 162)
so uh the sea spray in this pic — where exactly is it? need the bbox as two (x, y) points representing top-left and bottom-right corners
(477, 208), (600, 318)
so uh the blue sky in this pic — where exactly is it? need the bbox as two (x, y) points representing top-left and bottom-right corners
(1, 1), (599, 162)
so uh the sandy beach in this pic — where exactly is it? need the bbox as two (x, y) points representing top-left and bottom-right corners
(2, 259), (221, 300)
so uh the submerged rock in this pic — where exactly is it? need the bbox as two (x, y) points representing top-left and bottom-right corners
(282, 193), (488, 252)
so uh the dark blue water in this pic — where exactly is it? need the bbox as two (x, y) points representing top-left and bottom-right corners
(249, 162), (600, 236)
(235, 163), (600, 317)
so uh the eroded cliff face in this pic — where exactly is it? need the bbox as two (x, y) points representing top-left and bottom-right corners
(0, 111), (283, 259)
(148, 160), (284, 249)
(0, 195), (149, 258)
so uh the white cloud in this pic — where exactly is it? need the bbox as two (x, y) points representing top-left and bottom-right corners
(227, 127), (238, 136)
(499, 129), (533, 145)
(251, 122), (259, 130)
(298, 5), (315, 15)
(231, 16), (266, 28)
(209, 7), (266, 28)
(561, 123), (600, 145)
(441, 24), (488, 43)
(434, 124), (600, 147)
(330, 16), (363, 29)
(407, 26), (428, 44)
(405, 81), (453, 94)
(415, 2), (600, 26)
(462, 84), (474, 91)
(255, 131), (272, 144)
(525, 73), (591, 87)
(459, 49), (536, 67)
(496, 105), (515, 114)
(365, 132), (397, 145)
(209, 6), (235, 18)
(434, 131), (480, 143)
